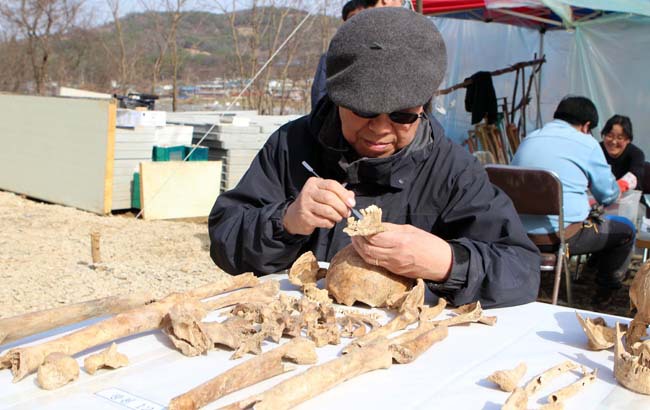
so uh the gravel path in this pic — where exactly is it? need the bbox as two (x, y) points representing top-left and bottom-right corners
(0, 190), (229, 318)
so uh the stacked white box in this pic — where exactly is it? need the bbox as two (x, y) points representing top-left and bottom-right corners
(112, 125), (193, 210)
(174, 112), (298, 193)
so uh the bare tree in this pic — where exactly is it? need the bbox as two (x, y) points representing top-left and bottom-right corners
(0, 0), (84, 95)
(0, 29), (29, 92)
(102, 0), (136, 94)
(214, 0), (322, 114)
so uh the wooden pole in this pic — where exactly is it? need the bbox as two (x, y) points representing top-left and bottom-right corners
(435, 57), (546, 96)
(90, 231), (101, 264)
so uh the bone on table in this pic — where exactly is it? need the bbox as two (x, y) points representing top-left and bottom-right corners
(0, 292), (155, 346)
(0, 273), (259, 382)
(168, 338), (317, 410)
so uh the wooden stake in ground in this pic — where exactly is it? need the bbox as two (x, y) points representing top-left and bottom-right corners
(169, 338), (318, 410)
(0, 292), (155, 346)
(90, 231), (101, 264)
(0, 273), (259, 382)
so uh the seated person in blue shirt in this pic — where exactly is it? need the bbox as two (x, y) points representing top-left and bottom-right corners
(512, 96), (635, 307)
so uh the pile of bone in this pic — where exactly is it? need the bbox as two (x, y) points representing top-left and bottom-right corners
(574, 259), (650, 396)
(487, 361), (597, 410)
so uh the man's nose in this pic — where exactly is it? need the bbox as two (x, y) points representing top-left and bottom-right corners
(367, 114), (393, 133)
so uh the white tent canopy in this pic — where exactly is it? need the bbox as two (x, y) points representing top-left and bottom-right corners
(430, 13), (650, 157)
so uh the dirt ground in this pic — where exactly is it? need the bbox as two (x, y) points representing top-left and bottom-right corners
(0, 189), (640, 320)
(0, 190), (229, 318)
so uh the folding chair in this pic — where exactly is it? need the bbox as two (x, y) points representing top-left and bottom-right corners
(485, 165), (573, 305)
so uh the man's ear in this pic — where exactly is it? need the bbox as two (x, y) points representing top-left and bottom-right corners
(582, 121), (591, 134)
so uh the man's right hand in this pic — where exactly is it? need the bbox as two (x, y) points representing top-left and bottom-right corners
(283, 177), (356, 235)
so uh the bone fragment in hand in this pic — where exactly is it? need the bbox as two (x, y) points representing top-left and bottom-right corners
(547, 367), (597, 403)
(202, 281), (279, 311)
(36, 353), (79, 390)
(487, 362), (527, 392)
(0, 292), (155, 346)
(222, 337), (393, 410)
(502, 387), (528, 410)
(524, 360), (579, 396)
(169, 338), (317, 410)
(343, 205), (384, 236)
(163, 301), (212, 356)
(0, 273), (257, 382)
(614, 322), (650, 394)
(84, 343), (129, 375)
(575, 313), (616, 350)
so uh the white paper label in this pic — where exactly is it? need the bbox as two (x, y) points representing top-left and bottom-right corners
(95, 388), (164, 410)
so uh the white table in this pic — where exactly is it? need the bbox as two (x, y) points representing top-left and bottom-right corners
(2, 275), (649, 410)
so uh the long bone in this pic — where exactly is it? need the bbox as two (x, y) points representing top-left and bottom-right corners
(0, 292), (155, 346)
(221, 318), (449, 410)
(220, 337), (394, 410)
(0, 273), (259, 381)
(202, 281), (279, 311)
(169, 338), (317, 410)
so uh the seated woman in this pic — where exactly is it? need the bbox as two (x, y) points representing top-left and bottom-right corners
(600, 115), (645, 192)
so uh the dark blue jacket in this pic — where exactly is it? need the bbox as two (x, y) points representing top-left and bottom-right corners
(209, 97), (540, 308)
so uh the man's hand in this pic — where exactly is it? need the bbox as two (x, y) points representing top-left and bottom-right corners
(350, 223), (452, 282)
(283, 177), (356, 235)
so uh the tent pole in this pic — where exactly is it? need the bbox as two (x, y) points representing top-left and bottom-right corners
(416, 0), (423, 14)
(536, 29), (545, 128)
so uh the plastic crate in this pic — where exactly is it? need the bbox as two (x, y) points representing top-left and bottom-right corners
(184, 145), (209, 161)
(152, 145), (185, 161)
(131, 172), (141, 209)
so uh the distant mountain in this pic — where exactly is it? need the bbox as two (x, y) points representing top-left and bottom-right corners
(48, 8), (341, 93)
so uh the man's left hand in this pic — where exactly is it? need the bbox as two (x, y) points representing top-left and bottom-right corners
(350, 222), (452, 282)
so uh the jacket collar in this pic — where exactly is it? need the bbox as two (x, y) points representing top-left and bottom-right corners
(308, 96), (432, 190)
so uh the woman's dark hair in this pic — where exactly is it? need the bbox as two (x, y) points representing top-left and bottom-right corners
(342, 0), (364, 21)
(601, 114), (633, 141)
(553, 96), (598, 130)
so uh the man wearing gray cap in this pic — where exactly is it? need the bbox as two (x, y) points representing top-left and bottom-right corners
(209, 8), (540, 308)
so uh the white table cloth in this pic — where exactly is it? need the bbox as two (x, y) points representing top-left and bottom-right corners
(2, 275), (649, 409)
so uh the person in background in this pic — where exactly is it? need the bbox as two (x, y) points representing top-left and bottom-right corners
(310, 0), (364, 112)
(209, 8), (540, 309)
(600, 114), (645, 193)
(512, 96), (635, 308)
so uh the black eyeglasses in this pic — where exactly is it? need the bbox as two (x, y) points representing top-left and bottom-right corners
(351, 110), (426, 124)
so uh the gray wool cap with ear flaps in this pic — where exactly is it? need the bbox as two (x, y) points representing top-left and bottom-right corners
(326, 7), (447, 115)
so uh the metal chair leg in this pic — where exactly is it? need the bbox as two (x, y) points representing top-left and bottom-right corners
(563, 253), (573, 305)
(551, 247), (563, 305)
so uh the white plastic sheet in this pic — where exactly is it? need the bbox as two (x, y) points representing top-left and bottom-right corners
(431, 15), (650, 158)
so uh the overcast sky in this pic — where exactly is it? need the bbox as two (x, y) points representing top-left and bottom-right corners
(87, 0), (337, 22)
